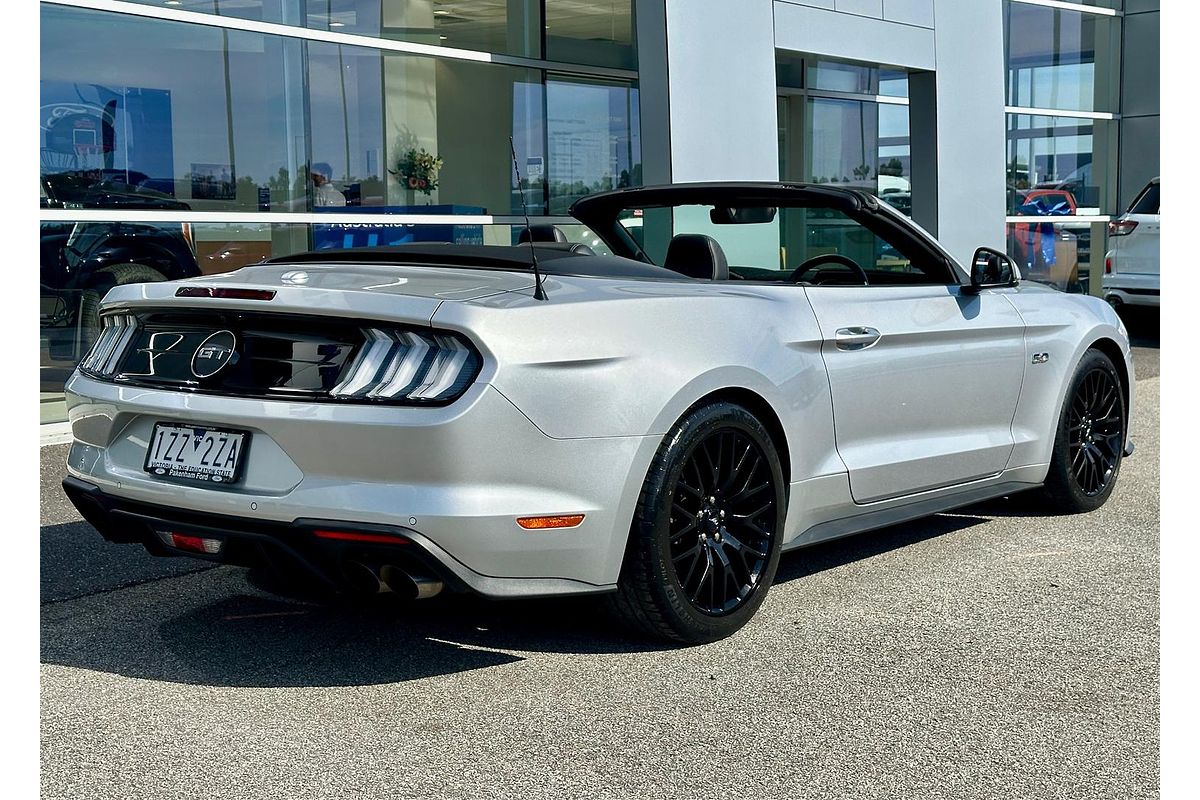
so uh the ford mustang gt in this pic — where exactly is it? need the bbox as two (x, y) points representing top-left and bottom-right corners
(61, 182), (1134, 643)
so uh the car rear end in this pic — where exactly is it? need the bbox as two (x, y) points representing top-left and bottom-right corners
(61, 264), (654, 600)
(1104, 178), (1160, 309)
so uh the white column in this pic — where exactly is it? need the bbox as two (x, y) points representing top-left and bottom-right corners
(664, 0), (779, 182)
(927, 0), (1008, 265)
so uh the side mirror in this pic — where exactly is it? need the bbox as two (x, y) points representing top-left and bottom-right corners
(967, 247), (1020, 293)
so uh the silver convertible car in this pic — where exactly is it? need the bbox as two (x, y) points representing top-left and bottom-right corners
(62, 182), (1134, 643)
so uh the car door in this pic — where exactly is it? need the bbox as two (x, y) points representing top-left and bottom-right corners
(793, 209), (1026, 504)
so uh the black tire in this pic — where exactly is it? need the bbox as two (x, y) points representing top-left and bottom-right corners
(1042, 348), (1127, 512)
(79, 263), (166, 350)
(608, 401), (787, 644)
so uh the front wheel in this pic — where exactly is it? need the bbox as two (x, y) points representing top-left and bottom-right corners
(608, 401), (787, 644)
(1042, 349), (1127, 512)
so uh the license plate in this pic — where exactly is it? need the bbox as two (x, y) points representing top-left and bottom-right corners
(144, 423), (249, 485)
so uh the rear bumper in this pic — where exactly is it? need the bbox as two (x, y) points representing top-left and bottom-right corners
(62, 475), (468, 592)
(1102, 273), (1159, 307)
(62, 475), (621, 598)
(63, 371), (662, 594)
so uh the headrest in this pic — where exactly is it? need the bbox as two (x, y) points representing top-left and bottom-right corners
(517, 224), (568, 244)
(663, 233), (729, 280)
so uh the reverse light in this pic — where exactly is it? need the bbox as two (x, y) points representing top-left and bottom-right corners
(517, 515), (586, 530)
(1108, 219), (1139, 237)
(330, 327), (481, 404)
(79, 314), (138, 377)
(156, 530), (223, 554)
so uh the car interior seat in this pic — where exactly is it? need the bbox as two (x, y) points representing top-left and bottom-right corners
(517, 224), (569, 244)
(663, 233), (729, 280)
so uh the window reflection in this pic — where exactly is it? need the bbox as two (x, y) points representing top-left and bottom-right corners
(41, 6), (642, 216)
(1005, 2), (1118, 113)
(545, 0), (636, 70)
(546, 77), (641, 214)
(121, 1), (637, 67)
(1007, 114), (1109, 214)
(803, 98), (910, 215)
(1006, 221), (1093, 293)
(41, 5), (308, 212)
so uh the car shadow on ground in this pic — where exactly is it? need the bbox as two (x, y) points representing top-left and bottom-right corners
(41, 506), (1002, 688)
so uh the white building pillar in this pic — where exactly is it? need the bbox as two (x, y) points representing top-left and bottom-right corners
(663, 0), (779, 183)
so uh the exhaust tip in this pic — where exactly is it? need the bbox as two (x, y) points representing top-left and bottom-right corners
(343, 561), (391, 595)
(380, 565), (444, 600)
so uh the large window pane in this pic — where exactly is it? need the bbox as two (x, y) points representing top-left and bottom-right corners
(546, 0), (636, 70)
(546, 77), (641, 214)
(307, 42), (387, 207)
(123, 2), (637, 66)
(803, 97), (911, 215)
(806, 58), (910, 98)
(1005, 2), (1119, 113)
(1007, 113), (1113, 214)
(40, 5), (308, 212)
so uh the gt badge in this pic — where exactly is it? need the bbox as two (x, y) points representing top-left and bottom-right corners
(191, 330), (238, 378)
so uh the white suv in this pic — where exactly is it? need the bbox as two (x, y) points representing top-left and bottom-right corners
(1103, 178), (1160, 309)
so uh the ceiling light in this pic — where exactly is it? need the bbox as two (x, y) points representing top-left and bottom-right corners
(434, 9), (449, 14)
(330, 21), (345, 27)
(164, 0), (182, 5)
(439, 35), (448, 40)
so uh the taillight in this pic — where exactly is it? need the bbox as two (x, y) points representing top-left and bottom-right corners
(330, 327), (481, 404)
(1108, 219), (1139, 236)
(1105, 257), (1113, 274)
(79, 314), (138, 377)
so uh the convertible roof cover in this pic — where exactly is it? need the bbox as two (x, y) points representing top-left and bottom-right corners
(267, 243), (678, 280)
(570, 181), (879, 226)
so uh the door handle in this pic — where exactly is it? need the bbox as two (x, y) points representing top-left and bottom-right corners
(834, 326), (882, 351)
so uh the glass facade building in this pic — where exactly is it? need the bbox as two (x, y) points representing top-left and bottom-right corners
(38, 0), (1158, 425)
(39, 0), (641, 422)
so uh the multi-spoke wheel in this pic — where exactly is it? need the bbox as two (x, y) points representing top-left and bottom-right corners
(609, 401), (787, 644)
(1044, 349), (1127, 512)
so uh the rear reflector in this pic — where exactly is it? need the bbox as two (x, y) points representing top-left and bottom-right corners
(157, 530), (223, 554)
(312, 529), (411, 545)
(517, 514), (585, 530)
(176, 287), (277, 301)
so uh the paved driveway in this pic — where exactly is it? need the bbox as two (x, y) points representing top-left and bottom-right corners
(41, 378), (1159, 799)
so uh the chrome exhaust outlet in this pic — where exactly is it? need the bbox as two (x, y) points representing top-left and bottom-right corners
(379, 565), (444, 600)
(343, 561), (392, 595)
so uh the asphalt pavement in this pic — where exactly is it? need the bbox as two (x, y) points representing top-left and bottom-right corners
(41, 348), (1160, 799)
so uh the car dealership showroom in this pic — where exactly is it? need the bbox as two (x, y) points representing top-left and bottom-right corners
(36, 1), (1167, 798)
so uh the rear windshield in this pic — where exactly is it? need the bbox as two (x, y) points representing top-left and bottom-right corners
(1129, 182), (1159, 215)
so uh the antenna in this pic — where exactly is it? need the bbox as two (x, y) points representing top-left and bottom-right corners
(510, 136), (547, 301)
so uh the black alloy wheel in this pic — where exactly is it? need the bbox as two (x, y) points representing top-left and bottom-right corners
(1067, 365), (1124, 497)
(1043, 348), (1126, 513)
(667, 428), (776, 615)
(610, 401), (787, 644)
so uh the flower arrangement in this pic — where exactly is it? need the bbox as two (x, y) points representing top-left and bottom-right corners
(391, 148), (443, 195)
